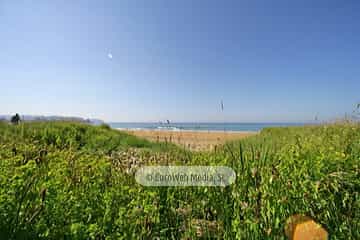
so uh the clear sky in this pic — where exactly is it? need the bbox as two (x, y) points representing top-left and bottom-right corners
(1, 0), (359, 122)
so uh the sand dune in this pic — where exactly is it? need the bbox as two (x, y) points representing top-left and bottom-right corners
(123, 129), (257, 151)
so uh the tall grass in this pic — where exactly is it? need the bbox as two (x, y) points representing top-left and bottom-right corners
(0, 121), (358, 239)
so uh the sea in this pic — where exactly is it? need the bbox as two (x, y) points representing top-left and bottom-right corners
(109, 122), (306, 132)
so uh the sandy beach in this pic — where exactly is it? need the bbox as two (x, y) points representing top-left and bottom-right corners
(122, 129), (257, 151)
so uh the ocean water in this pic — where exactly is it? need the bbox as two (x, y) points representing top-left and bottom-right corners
(109, 122), (305, 132)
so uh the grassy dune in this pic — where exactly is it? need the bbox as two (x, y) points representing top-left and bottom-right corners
(123, 129), (256, 151)
(0, 121), (358, 239)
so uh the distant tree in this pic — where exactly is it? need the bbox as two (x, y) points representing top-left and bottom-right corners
(10, 113), (21, 125)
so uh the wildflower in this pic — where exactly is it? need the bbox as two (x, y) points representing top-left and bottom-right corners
(251, 168), (257, 178)
(240, 201), (248, 209)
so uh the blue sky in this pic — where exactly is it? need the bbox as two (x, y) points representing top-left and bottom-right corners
(1, 0), (359, 122)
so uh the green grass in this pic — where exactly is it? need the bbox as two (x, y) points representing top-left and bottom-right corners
(0, 121), (358, 239)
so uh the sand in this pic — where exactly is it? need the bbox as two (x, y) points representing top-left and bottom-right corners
(121, 129), (257, 151)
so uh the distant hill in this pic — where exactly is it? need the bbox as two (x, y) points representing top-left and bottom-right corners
(0, 114), (104, 125)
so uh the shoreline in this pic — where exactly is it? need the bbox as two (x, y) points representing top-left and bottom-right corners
(115, 128), (259, 134)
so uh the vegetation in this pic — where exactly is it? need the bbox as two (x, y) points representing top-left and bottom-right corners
(0, 121), (358, 239)
(10, 114), (21, 125)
